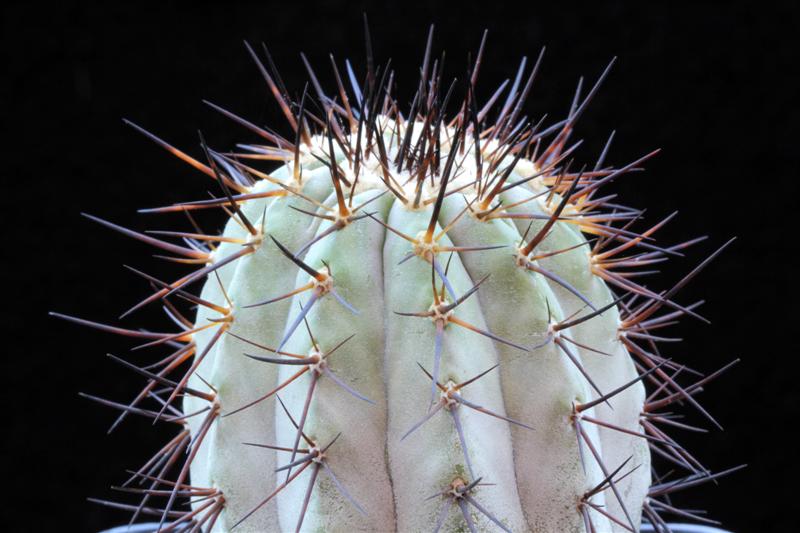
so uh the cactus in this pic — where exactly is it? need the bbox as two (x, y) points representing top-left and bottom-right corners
(54, 22), (741, 533)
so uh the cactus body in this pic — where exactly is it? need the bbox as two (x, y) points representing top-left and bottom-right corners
(175, 116), (649, 532)
(56, 27), (740, 533)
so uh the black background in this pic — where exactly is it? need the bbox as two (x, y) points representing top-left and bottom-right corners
(4, 1), (796, 531)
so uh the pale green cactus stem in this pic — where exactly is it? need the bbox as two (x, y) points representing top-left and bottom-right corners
(178, 109), (652, 532)
(52, 28), (740, 533)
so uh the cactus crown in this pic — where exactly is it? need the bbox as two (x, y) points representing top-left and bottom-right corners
(54, 20), (740, 533)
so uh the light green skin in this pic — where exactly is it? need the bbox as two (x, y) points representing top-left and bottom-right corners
(184, 160), (649, 532)
(499, 187), (650, 529)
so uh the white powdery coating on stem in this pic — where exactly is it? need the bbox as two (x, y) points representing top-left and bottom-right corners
(183, 176), (282, 509)
(185, 128), (651, 532)
(502, 187), (650, 531)
(275, 190), (395, 532)
(189, 169), (332, 532)
(438, 195), (613, 532)
(383, 203), (527, 533)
